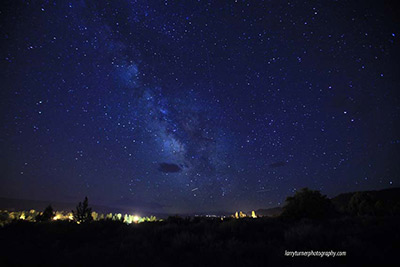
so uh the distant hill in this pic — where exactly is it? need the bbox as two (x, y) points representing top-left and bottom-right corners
(0, 197), (76, 212)
(255, 187), (400, 217)
(330, 187), (400, 211)
(0, 197), (150, 215)
(255, 207), (283, 217)
(175, 211), (233, 218)
(2, 187), (399, 217)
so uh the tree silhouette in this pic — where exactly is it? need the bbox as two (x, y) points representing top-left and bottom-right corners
(72, 196), (93, 223)
(347, 192), (376, 216)
(36, 205), (54, 222)
(281, 188), (335, 220)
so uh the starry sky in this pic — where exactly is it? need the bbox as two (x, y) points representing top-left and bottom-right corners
(1, 0), (399, 214)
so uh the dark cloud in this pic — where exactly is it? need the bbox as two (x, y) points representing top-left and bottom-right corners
(269, 161), (286, 168)
(158, 163), (182, 173)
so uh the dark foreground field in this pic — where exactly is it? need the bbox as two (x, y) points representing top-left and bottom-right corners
(1, 216), (399, 267)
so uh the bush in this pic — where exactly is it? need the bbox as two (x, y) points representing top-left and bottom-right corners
(347, 192), (376, 216)
(281, 188), (335, 220)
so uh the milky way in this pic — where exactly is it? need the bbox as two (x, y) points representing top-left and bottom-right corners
(1, 0), (399, 213)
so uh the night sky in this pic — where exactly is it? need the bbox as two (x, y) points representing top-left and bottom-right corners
(1, 0), (399, 214)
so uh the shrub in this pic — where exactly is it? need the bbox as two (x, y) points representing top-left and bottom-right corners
(281, 188), (335, 220)
(347, 192), (376, 216)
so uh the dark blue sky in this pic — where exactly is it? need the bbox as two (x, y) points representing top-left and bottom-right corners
(1, 0), (399, 213)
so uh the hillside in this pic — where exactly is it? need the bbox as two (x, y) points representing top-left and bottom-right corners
(255, 207), (283, 217)
(331, 187), (400, 211)
(0, 197), (143, 215)
(2, 187), (399, 218)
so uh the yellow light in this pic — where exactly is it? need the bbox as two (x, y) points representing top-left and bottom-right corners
(133, 215), (140, 223)
(52, 214), (62, 221)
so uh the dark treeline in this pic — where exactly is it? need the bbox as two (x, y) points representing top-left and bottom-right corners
(1, 188), (399, 266)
